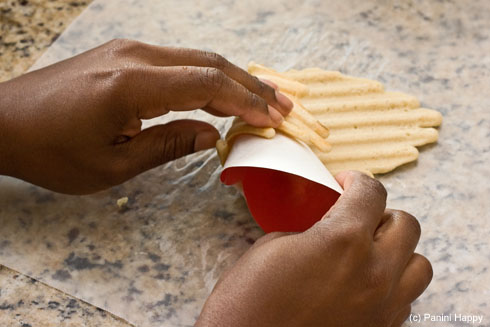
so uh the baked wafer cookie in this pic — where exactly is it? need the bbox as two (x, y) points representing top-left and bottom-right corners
(216, 118), (276, 165)
(216, 63), (442, 177)
(216, 98), (331, 165)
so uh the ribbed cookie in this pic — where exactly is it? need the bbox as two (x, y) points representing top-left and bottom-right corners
(249, 63), (442, 176)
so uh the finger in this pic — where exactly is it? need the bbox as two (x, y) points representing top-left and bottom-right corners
(390, 305), (411, 327)
(320, 170), (387, 235)
(200, 107), (228, 117)
(131, 45), (293, 115)
(260, 78), (279, 90)
(120, 119), (219, 178)
(258, 79), (294, 116)
(374, 209), (421, 274)
(393, 253), (433, 306)
(123, 66), (284, 128)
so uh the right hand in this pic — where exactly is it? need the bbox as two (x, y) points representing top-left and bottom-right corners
(196, 171), (433, 327)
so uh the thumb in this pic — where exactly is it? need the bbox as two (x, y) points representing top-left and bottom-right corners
(124, 119), (219, 174)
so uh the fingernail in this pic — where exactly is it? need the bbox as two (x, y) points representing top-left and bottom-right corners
(259, 78), (278, 90)
(268, 105), (284, 126)
(194, 130), (220, 152)
(275, 91), (294, 111)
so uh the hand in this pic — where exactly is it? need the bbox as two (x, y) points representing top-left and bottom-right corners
(196, 171), (433, 327)
(0, 39), (293, 194)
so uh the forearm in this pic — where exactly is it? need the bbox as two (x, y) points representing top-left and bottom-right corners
(0, 80), (20, 177)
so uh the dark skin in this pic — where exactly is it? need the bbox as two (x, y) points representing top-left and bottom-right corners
(0, 39), (292, 194)
(197, 171), (432, 327)
(0, 39), (432, 326)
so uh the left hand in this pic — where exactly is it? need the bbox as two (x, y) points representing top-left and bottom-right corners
(0, 39), (292, 194)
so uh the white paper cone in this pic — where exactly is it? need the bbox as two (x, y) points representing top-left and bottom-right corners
(223, 133), (343, 194)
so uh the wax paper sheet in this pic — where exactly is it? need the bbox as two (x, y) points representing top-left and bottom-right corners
(1, 0), (489, 326)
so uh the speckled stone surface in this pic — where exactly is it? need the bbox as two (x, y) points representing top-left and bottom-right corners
(0, 0), (92, 82)
(1, 0), (490, 326)
(0, 266), (132, 327)
(0, 1), (129, 326)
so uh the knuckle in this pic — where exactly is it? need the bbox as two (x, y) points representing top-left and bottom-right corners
(247, 93), (267, 110)
(253, 75), (265, 92)
(161, 130), (193, 163)
(368, 178), (387, 199)
(330, 221), (372, 251)
(108, 67), (129, 86)
(106, 38), (142, 57)
(308, 220), (373, 266)
(201, 51), (228, 70)
(108, 38), (129, 47)
(255, 76), (276, 98)
(88, 67), (125, 101)
(354, 171), (387, 201)
(92, 65), (142, 101)
(199, 67), (226, 92)
(393, 210), (421, 237)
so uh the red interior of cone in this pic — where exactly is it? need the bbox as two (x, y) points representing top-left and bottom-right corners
(221, 167), (341, 233)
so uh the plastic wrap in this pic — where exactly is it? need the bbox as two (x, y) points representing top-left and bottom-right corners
(1, 0), (489, 326)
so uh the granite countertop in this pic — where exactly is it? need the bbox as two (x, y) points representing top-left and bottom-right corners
(1, 1), (130, 326)
(0, 266), (130, 327)
(1, 0), (490, 327)
(0, 0), (91, 82)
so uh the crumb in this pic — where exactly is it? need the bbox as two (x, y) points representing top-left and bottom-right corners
(116, 197), (129, 208)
